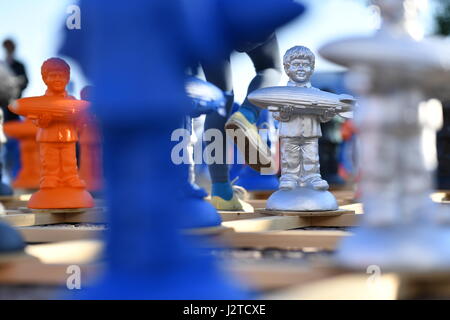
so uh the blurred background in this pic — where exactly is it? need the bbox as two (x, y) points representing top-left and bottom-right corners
(0, 0), (440, 99)
(0, 0), (449, 188)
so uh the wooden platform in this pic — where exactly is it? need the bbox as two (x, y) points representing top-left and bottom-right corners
(0, 207), (105, 227)
(0, 189), (449, 299)
(0, 240), (341, 292)
(219, 230), (350, 250)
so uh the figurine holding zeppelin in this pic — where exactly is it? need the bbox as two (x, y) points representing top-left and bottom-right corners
(249, 46), (355, 211)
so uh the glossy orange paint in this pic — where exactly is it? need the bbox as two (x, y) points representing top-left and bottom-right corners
(3, 119), (40, 189)
(8, 58), (94, 209)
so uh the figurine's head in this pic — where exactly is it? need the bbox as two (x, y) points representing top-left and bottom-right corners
(283, 46), (315, 84)
(41, 58), (70, 94)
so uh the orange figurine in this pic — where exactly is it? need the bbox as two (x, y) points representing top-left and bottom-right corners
(3, 119), (40, 189)
(8, 57), (94, 209)
(78, 86), (103, 192)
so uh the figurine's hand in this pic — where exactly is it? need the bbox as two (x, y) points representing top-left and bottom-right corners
(38, 113), (52, 128)
(320, 110), (335, 122)
(278, 105), (293, 122)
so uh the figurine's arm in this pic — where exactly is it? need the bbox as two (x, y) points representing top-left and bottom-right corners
(318, 109), (335, 123)
(34, 113), (53, 128)
(270, 105), (292, 122)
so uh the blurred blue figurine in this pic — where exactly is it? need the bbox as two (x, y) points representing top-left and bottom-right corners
(61, 0), (304, 299)
(182, 77), (226, 228)
(196, 33), (283, 212)
(0, 60), (24, 255)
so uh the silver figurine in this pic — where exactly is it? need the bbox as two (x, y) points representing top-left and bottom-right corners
(249, 46), (355, 211)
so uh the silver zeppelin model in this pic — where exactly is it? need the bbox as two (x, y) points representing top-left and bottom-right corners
(248, 85), (355, 119)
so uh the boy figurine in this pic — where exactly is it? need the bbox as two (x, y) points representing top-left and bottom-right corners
(275, 46), (334, 191)
(34, 58), (85, 189)
(9, 58), (93, 209)
(249, 46), (356, 211)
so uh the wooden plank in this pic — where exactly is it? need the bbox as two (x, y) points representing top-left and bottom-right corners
(265, 273), (399, 300)
(25, 240), (103, 264)
(219, 211), (268, 222)
(0, 207), (106, 227)
(1, 239), (337, 292)
(229, 263), (341, 291)
(184, 225), (233, 236)
(19, 224), (229, 243)
(220, 230), (351, 250)
(0, 210), (66, 227)
(0, 194), (31, 202)
(19, 226), (104, 243)
(62, 208), (105, 223)
(308, 213), (361, 227)
(222, 215), (309, 232)
(0, 259), (100, 285)
(306, 203), (363, 227)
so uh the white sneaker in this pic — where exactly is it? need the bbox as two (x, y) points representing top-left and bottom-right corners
(225, 111), (275, 173)
(305, 176), (329, 191)
(279, 178), (297, 190)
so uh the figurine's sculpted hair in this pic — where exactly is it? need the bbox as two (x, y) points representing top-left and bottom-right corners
(283, 46), (315, 72)
(41, 58), (70, 78)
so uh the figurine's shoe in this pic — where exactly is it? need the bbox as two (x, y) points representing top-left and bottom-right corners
(225, 111), (274, 173)
(279, 178), (297, 190)
(211, 193), (254, 212)
(234, 165), (279, 191)
(305, 176), (329, 190)
(0, 221), (25, 254)
(40, 177), (59, 189)
(181, 197), (222, 229)
(64, 177), (87, 188)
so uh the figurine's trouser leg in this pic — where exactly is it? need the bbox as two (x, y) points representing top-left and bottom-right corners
(60, 142), (80, 182)
(280, 137), (301, 184)
(39, 142), (60, 185)
(203, 58), (234, 184)
(299, 138), (321, 183)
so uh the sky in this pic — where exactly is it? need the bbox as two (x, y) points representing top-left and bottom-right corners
(0, 0), (438, 102)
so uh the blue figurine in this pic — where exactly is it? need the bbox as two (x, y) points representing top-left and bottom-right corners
(182, 77), (226, 228)
(60, 0), (304, 299)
